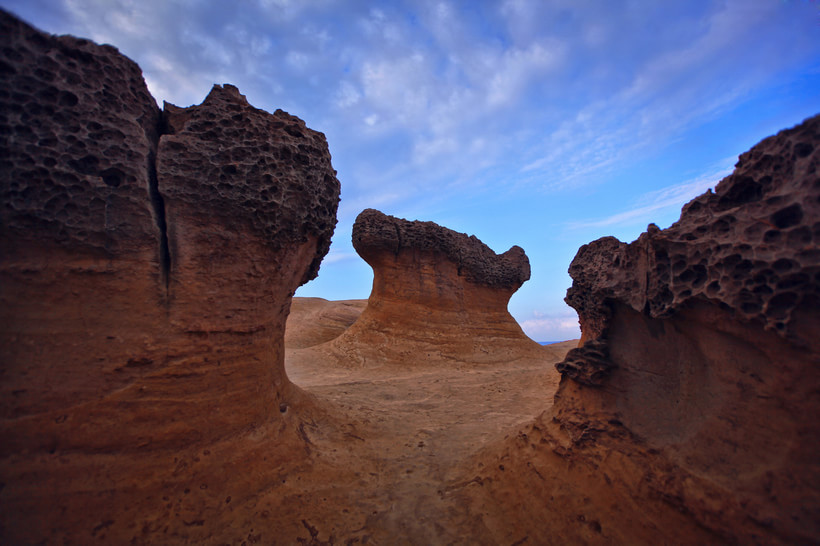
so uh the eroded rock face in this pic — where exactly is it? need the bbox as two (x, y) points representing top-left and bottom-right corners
(454, 115), (820, 545)
(161, 85), (339, 289)
(566, 114), (819, 346)
(353, 207), (531, 290)
(285, 297), (368, 349)
(318, 208), (543, 366)
(0, 11), (340, 544)
(0, 9), (161, 257)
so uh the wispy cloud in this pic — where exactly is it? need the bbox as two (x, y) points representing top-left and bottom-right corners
(6, 0), (818, 320)
(26, 0), (816, 201)
(520, 310), (580, 341)
(321, 251), (359, 266)
(566, 162), (734, 231)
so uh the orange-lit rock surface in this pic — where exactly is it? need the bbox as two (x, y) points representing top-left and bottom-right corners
(10, 8), (819, 544)
(0, 11), (342, 543)
(287, 209), (550, 378)
(284, 297), (367, 349)
(451, 114), (820, 544)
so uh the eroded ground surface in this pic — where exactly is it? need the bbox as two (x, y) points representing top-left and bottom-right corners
(283, 298), (575, 543)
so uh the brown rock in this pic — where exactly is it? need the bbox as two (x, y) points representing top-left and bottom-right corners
(566, 114), (819, 346)
(454, 114), (820, 544)
(0, 9), (161, 259)
(285, 297), (367, 349)
(353, 207), (531, 290)
(0, 11), (340, 544)
(289, 208), (546, 371)
(160, 84), (339, 290)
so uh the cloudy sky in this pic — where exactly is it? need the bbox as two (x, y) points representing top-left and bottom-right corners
(5, 0), (819, 341)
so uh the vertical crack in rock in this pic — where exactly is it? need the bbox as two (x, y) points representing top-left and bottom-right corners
(392, 219), (403, 257)
(147, 149), (171, 291)
(1, 11), (343, 545)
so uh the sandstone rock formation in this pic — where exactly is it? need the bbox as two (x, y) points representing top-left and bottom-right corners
(0, 10), (341, 543)
(285, 297), (367, 349)
(453, 114), (820, 544)
(287, 208), (550, 376)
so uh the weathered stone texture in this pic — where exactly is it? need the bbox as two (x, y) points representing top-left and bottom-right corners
(0, 9), (161, 255)
(541, 113), (820, 543)
(302, 208), (546, 367)
(0, 10), (340, 544)
(160, 86), (339, 285)
(353, 208), (530, 290)
(564, 114), (820, 350)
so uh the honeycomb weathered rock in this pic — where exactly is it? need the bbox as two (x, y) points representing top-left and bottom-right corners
(353, 208), (530, 290)
(563, 113), (820, 354)
(537, 114), (820, 543)
(297, 208), (547, 367)
(0, 10), (341, 544)
(0, 8), (161, 256)
(160, 85), (339, 286)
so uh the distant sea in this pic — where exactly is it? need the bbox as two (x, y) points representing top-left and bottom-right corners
(539, 341), (562, 345)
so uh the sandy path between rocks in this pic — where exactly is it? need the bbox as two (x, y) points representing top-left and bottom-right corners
(284, 336), (575, 543)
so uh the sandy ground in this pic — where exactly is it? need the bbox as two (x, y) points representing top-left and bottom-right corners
(283, 297), (576, 542)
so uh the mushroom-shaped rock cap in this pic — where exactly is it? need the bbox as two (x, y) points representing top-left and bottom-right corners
(352, 208), (530, 290)
(159, 84), (340, 285)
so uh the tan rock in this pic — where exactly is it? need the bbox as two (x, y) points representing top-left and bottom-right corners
(286, 209), (552, 392)
(454, 114), (820, 544)
(336, 209), (544, 365)
(285, 297), (367, 349)
(0, 11), (340, 543)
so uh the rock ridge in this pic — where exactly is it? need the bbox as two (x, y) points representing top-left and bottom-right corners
(563, 113), (819, 355)
(353, 208), (530, 290)
(469, 113), (820, 544)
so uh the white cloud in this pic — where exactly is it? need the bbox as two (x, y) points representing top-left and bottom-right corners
(519, 312), (580, 342)
(486, 41), (563, 107)
(321, 251), (358, 265)
(567, 163), (734, 231)
(285, 50), (310, 70)
(335, 81), (361, 108)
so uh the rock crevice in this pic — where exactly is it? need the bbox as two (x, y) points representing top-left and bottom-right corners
(0, 11), (341, 544)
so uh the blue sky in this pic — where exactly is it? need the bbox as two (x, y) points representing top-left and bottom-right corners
(5, 0), (819, 341)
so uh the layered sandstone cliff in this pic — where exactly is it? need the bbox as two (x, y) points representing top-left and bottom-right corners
(454, 114), (820, 544)
(0, 11), (340, 543)
(288, 208), (548, 373)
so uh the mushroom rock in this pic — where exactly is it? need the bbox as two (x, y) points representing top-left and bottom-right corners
(327, 208), (545, 366)
(454, 114), (820, 544)
(0, 10), (340, 543)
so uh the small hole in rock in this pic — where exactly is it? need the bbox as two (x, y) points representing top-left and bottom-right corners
(771, 203), (803, 229)
(100, 167), (125, 188)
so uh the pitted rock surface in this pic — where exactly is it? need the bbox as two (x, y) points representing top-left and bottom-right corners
(554, 338), (611, 387)
(563, 113), (820, 354)
(160, 85), (339, 285)
(285, 209), (548, 369)
(512, 114), (820, 544)
(0, 11), (341, 545)
(0, 9), (161, 255)
(353, 208), (530, 289)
